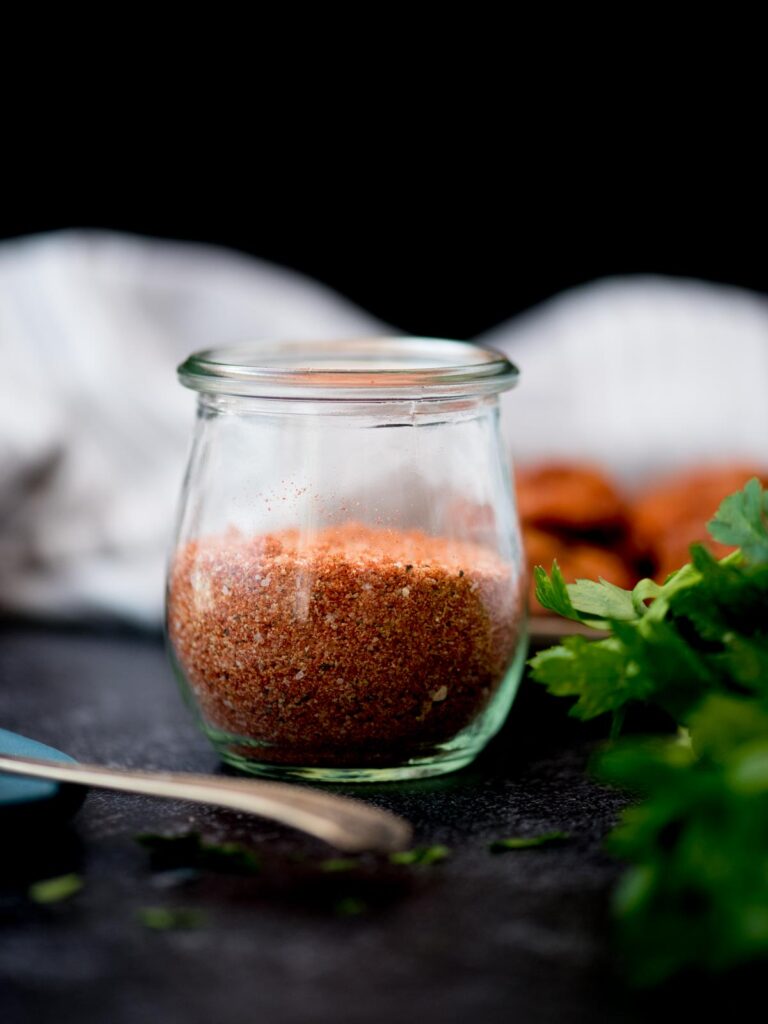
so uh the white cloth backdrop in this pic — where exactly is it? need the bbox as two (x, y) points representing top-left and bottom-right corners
(1, 230), (767, 624)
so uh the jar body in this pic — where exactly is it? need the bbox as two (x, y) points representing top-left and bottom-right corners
(167, 388), (527, 781)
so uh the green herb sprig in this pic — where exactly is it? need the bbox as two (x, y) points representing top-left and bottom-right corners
(530, 478), (768, 983)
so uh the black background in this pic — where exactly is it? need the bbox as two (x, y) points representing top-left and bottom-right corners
(4, 23), (766, 338)
(4, 107), (766, 340)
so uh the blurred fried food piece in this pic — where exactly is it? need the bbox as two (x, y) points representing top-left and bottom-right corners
(524, 527), (635, 614)
(516, 462), (627, 533)
(520, 461), (768, 616)
(631, 464), (768, 580)
(653, 523), (734, 582)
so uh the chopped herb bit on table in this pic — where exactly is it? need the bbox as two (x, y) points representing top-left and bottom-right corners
(138, 906), (206, 931)
(333, 897), (368, 917)
(136, 832), (261, 874)
(389, 845), (450, 866)
(489, 832), (570, 852)
(28, 873), (83, 904)
(318, 858), (360, 873)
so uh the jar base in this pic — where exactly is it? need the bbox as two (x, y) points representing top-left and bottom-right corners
(213, 745), (478, 783)
(189, 636), (528, 783)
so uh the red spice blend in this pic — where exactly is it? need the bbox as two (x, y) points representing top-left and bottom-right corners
(167, 523), (522, 767)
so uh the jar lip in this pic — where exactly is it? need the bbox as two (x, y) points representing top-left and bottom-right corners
(178, 337), (519, 400)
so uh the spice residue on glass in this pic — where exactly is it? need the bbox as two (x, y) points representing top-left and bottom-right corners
(167, 522), (521, 767)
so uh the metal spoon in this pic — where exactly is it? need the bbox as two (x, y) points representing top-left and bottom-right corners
(0, 753), (412, 853)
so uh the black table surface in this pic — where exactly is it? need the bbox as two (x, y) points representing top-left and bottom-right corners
(0, 622), (733, 1024)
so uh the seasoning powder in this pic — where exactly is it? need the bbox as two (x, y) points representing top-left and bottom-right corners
(168, 523), (521, 766)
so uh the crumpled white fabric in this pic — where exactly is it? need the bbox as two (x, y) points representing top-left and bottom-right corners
(486, 276), (768, 486)
(2, 230), (767, 625)
(0, 231), (384, 624)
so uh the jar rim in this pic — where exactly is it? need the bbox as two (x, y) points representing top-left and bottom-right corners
(178, 337), (519, 400)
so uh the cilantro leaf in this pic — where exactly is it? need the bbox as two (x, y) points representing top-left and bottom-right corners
(708, 477), (768, 565)
(489, 831), (570, 852)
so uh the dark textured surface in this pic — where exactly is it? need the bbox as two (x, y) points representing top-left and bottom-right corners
(0, 623), (711, 1023)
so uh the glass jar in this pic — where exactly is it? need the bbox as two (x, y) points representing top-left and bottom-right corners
(166, 338), (526, 782)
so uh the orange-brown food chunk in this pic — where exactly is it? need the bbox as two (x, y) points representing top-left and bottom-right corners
(516, 462), (628, 533)
(631, 464), (768, 579)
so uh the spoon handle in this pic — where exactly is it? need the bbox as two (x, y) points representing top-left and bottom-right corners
(0, 753), (412, 853)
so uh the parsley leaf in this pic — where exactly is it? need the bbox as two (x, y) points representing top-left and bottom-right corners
(672, 545), (768, 647)
(530, 635), (653, 720)
(533, 562), (581, 621)
(595, 712), (768, 985)
(530, 480), (768, 983)
(609, 618), (719, 723)
(708, 477), (768, 565)
(566, 578), (641, 623)
(688, 694), (768, 766)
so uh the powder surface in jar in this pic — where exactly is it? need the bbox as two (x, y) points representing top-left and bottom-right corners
(167, 523), (522, 766)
